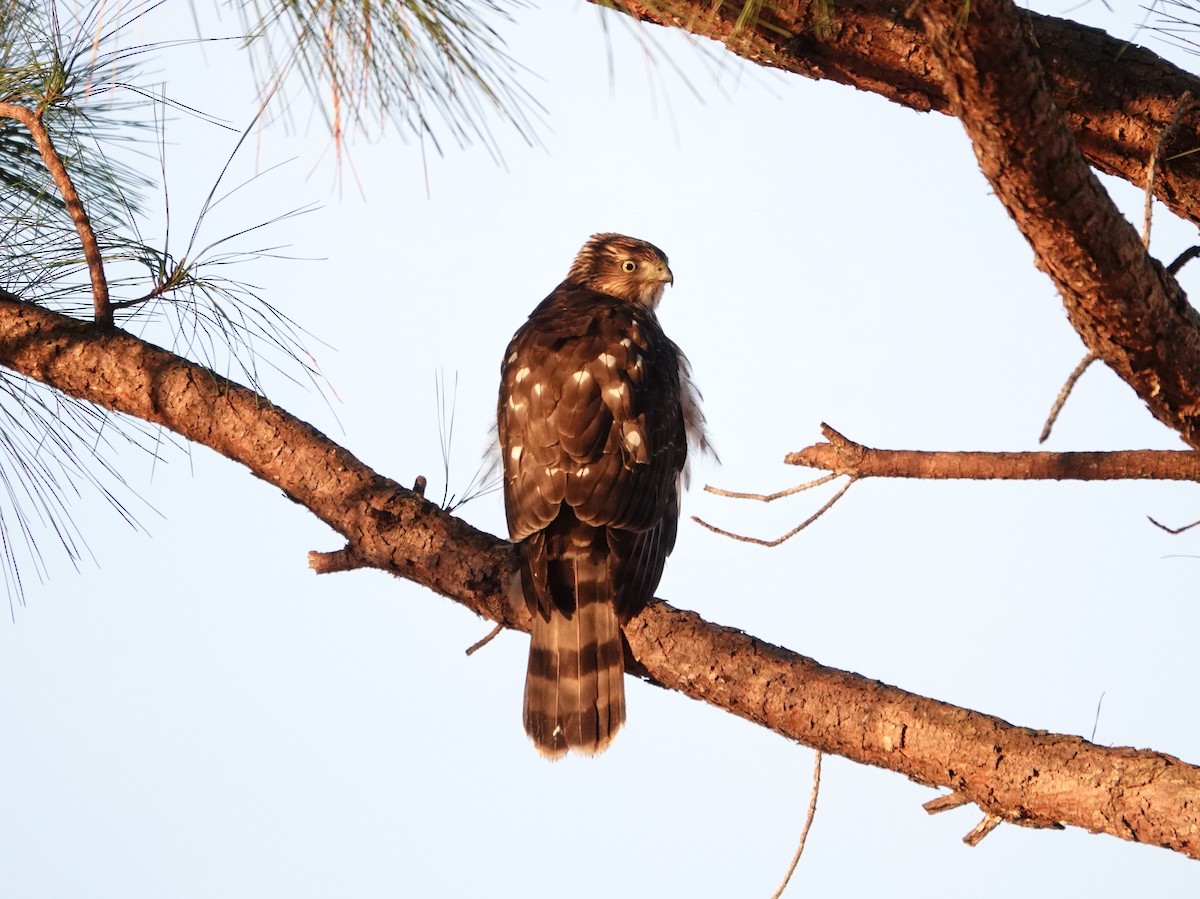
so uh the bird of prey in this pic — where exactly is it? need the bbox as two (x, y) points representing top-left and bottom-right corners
(497, 233), (707, 758)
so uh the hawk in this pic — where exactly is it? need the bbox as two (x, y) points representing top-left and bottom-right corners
(498, 233), (707, 758)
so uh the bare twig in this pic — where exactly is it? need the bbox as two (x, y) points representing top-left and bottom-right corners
(704, 472), (838, 502)
(769, 751), (823, 899)
(1039, 353), (1097, 443)
(1144, 92), (1193, 247)
(1167, 246), (1200, 275)
(693, 477), (855, 546)
(0, 102), (112, 327)
(465, 623), (504, 656)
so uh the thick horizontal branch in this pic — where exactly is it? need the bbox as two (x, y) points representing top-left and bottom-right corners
(0, 296), (1196, 856)
(627, 603), (1199, 855)
(611, 0), (1200, 229)
(789, 425), (1200, 481)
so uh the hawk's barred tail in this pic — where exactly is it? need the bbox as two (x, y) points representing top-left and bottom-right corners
(522, 555), (626, 759)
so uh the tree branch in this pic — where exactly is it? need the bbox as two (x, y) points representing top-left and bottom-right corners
(787, 424), (1200, 481)
(0, 295), (1196, 856)
(602, 1), (1200, 447)
(608, 0), (1200, 229)
(0, 102), (113, 327)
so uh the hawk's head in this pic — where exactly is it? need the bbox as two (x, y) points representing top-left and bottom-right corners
(566, 233), (674, 308)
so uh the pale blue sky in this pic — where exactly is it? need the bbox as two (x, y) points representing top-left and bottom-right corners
(1, 1), (1198, 896)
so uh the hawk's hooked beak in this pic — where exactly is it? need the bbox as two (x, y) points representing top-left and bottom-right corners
(657, 262), (674, 286)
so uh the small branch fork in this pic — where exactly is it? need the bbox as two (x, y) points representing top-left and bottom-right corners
(697, 423), (1200, 546)
(693, 476), (855, 546)
(923, 789), (1053, 847)
(0, 102), (112, 327)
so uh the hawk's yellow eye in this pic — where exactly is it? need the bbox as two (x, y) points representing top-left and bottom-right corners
(621, 260), (636, 273)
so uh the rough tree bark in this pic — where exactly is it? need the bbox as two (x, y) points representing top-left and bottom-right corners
(613, 0), (1200, 228)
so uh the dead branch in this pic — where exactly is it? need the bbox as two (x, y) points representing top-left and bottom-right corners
(788, 424), (1200, 482)
(0, 103), (112, 327)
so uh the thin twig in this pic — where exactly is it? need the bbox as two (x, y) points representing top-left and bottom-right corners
(110, 267), (192, 309)
(1090, 691), (1106, 742)
(1039, 353), (1097, 443)
(1144, 91), (1193, 248)
(1148, 514), (1200, 535)
(0, 102), (113, 327)
(693, 478), (855, 547)
(770, 751), (823, 899)
(465, 623), (504, 656)
(704, 472), (838, 502)
(1167, 246), (1200, 276)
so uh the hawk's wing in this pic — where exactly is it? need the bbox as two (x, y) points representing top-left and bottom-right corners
(498, 284), (688, 619)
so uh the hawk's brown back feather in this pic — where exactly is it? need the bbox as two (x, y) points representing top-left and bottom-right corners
(498, 234), (702, 758)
